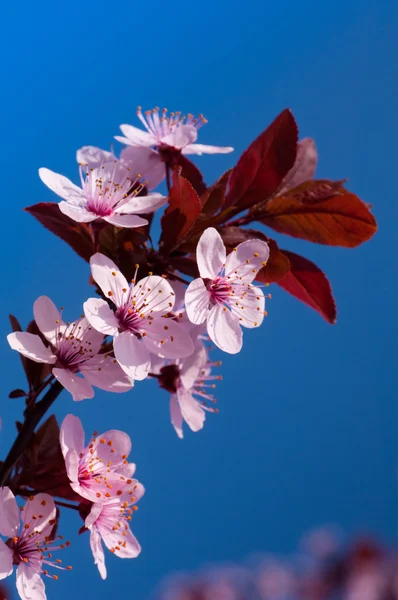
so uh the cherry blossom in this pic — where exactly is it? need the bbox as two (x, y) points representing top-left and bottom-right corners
(115, 106), (234, 156)
(0, 488), (71, 600)
(7, 296), (132, 401)
(84, 253), (194, 381)
(38, 159), (166, 227)
(152, 340), (221, 438)
(85, 497), (141, 580)
(59, 414), (144, 504)
(185, 228), (269, 354)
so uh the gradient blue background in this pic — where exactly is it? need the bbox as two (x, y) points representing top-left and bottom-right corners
(0, 0), (396, 598)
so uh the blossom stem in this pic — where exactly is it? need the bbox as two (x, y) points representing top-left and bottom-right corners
(55, 500), (80, 511)
(165, 164), (172, 194)
(0, 380), (63, 486)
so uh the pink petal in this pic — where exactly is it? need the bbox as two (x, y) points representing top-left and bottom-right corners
(185, 278), (211, 325)
(83, 298), (119, 337)
(16, 563), (46, 600)
(161, 124), (198, 149)
(7, 332), (56, 364)
(182, 143), (234, 156)
(90, 528), (107, 580)
(113, 331), (150, 381)
(85, 503), (103, 529)
(59, 414), (85, 458)
(59, 201), (97, 223)
(80, 355), (133, 393)
(224, 239), (269, 283)
(206, 305), (243, 354)
(170, 395), (183, 439)
(102, 213), (148, 228)
(52, 368), (94, 401)
(0, 539), (13, 580)
(0, 487), (19, 537)
(196, 227), (226, 279)
(117, 124), (154, 147)
(179, 343), (207, 389)
(65, 450), (80, 487)
(142, 318), (194, 359)
(120, 146), (164, 189)
(89, 253), (129, 309)
(278, 138), (318, 194)
(94, 429), (132, 462)
(38, 167), (85, 203)
(33, 295), (63, 345)
(177, 388), (206, 433)
(118, 192), (166, 215)
(100, 521), (141, 559)
(21, 494), (56, 536)
(76, 146), (115, 167)
(230, 287), (265, 329)
(130, 275), (176, 315)
(63, 316), (103, 355)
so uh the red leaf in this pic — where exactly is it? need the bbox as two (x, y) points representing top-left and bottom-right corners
(277, 251), (336, 323)
(226, 109), (298, 210)
(25, 203), (94, 261)
(256, 239), (291, 284)
(174, 154), (206, 196)
(257, 182), (377, 247)
(160, 171), (202, 252)
(200, 169), (232, 214)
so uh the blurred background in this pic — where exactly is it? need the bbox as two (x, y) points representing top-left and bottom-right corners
(0, 0), (396, 598)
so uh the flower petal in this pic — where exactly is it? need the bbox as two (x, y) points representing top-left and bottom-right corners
(59, 414), (85, 459)
(89, 253), (129, 309)
(21, 494), (56, 536)
(33, 295), (63, 345)
(161, 124), (198, 149)
(117, 192), (166, 215)
(0, 539), (13, 580)
(116, 124), (154, 147)
(196, 227), (226, 279)
(230, 287), (265, 329)
(52, 368), (94, 401)
(130, 275), (176, 315)
(120, 146), (164, 189)
(77, 146), (115, 168)
(59, 201), (97, 223)
(278, 138), (318, 194)
(182, 143), (234, 155)
(83, 298), (119, 337)
(225, 239), (269, 283)
(100, 520), (141, 558)
(16, 563), (46, 600)
(179, 343), (207, 389)
(80, 355), (133, 393)
(185, 278), (211, 325)
(7, 332), (56, 364)
(0, 487), (19, 537)
(38, 167), (85, 203)
(90, 527), (107, 580)
(177, 388), (206, 433)
(207, 305), (243, 354)
(102, 213), (148, 228)
(113, 331), (150, 381)
(170, 395), (183, 439)
(142, 318), (194, 359)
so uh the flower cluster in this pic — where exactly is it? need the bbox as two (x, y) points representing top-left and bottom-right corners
(1, 103), (376, 599)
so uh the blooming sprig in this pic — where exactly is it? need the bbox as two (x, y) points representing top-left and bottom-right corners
(7, 296), (132, 401)
(185, 228), (270, 353)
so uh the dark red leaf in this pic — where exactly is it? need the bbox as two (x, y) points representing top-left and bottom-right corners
(277, 251), (336, 323)
(25, 202), (94, 261)
(257, 182), (377, 247)
(200, 169), (232, 214)
(9, 389), (28, 399)
(174, 154), (206, 196)
(226, 109), (298, 210)
(160, 171), (202, 253)
(256, 239), (291, 284)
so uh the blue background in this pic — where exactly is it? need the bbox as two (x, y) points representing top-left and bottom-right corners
(0, 0), (396, 598)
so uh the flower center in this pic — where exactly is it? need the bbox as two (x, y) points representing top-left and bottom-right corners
(208, 277), (232, 305)
(158, 364), (180, 393)
(115, 305), (144, 336)
(54, 322), (96, 370)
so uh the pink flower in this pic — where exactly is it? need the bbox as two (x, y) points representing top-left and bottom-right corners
(85, 497), (141, 580)
(84, 253), (194, 381)
(115, 106), (234, 156)
(0, 488), (71, 600)
(7, 296), (132, 401)
(38, 160), (166, 227)
(59, 414), (144, 505)
(76, 145), (165, 191)
(185, 228), (269, 354)
(277, 138), (318, 195)
(152, 340), (221, 438)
